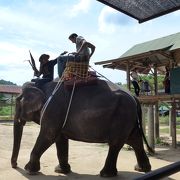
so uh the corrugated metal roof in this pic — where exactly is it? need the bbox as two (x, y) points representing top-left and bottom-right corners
(97, 0), (180, 23)
(121, 32), (180, 58)
(0, 85), (22, 94)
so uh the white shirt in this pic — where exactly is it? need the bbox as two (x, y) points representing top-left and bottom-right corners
(76, 36), (90, 56)
(131, 71), (139, 81)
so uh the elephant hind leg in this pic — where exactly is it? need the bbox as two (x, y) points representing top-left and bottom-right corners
(127, 129), (151, 172)
(100, 143), (123, 177)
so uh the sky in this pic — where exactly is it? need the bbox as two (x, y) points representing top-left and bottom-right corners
(0, 0), (180, 86)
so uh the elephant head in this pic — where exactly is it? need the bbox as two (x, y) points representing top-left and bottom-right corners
(19, 86), (45, 125)
(11, 85), (45, 168)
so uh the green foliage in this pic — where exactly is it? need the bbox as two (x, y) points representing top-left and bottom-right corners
(139, 74), (165, 91)
(118, 74), (165, 91)
(155, 137), (169, 146)
(0, 106), (14, 116)
(0, 79), (16, 85)
(159, 116), (180, 125)
(0, 94), (5, 99)
(159, 116), (169, 124)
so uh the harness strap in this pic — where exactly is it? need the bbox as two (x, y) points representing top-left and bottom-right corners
(62, 79), (76, 128)
(40, 74), (64, 124)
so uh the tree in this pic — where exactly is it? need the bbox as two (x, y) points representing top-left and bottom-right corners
(0, 79), (16, 85)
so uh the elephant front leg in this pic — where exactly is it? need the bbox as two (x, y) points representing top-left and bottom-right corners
(24, 153), (40, 175)
(24, 131), (55, 174)
(100, 144), (122, 177)
(11, 121), (23, 168)
(54, 134), (71, 174)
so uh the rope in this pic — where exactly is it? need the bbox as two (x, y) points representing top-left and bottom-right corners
(89, 66), (137, 102)
(89, 66), (120, 89)
(40, 54), (78, 126)
(40, 74), (64, 124)
(62, 79), (76, 128)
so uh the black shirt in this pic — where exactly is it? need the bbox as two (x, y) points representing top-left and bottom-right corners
(40, 59), (57, 80)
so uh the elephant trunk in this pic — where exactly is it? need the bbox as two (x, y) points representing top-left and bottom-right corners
(11, 120), (24, 168)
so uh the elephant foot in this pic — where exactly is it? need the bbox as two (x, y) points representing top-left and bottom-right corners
(54, 164), (71, 174)
(24, 161), (40, 175)
(100, 168), (117, 177)
(134, 164), (151, 173)
(11, 159), (17, 168)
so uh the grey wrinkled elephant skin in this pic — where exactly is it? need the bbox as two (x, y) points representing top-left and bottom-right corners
(11, 80), (152, 177)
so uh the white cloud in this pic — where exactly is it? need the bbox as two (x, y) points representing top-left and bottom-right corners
(0, 42), (29, 65)
(1, 1), (180, 86)
(0, 7), (53, 35)
(98, 6), (132, 34)
(69, 0), (92, 17)
(173, 9), (180, 16)
(98, 7), (117, 33)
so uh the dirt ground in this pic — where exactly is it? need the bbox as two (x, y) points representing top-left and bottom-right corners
(0, 122), (179, 180)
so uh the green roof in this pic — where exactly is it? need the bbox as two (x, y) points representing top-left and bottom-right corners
(121, 32), (180, 58)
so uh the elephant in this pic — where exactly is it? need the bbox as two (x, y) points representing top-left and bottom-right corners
(11, 79), (153, 177)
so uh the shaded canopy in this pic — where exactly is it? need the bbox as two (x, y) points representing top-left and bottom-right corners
(97, 0), (180, 23)
(95, 32), (180, 74)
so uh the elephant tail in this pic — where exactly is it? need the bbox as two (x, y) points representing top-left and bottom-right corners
(134, 97), (155, 155)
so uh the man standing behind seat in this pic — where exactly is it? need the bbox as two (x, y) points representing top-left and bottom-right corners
(130, 68), (140, 97)
(58, 33), (95, 78)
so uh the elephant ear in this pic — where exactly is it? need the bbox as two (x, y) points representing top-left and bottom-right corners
(22, 87), (45, 114)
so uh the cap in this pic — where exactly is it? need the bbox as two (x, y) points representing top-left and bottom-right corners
(68, 33), (78, 39)
(39, 54), (50, 62)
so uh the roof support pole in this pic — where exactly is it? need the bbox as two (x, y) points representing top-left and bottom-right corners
(171, 98), (177, 148)
(147, 104), (155, 150)
(154, 66), (158, 95)
(169, 107), (172, 136)
(154, 66), (159, 139)
(154, 102), (159, 139)
(142, 105), (146, 135)
(11, 94), (13, 119)
(126, 62), (131, 90)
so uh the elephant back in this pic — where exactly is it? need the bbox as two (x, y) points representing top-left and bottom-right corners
(22, 81), (36, 90)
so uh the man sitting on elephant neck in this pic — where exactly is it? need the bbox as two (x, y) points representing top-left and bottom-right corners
(57, 33), (96, 78)
(31, 54), (57, 88)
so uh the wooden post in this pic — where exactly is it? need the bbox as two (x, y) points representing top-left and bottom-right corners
(153, 66), (159, 139)
(154, 66), (158, 95)
(11, 94), (13, 119)
(171, 99), (177, 148)
(142, 105), (146, 135)
(169, 107), (172, 136)
(148, 104), (155, 149)
(154, 102), (159, 139)
(126, 62), (131, 91)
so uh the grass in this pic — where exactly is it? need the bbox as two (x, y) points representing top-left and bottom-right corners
(0, 106), (14, 116)
(155, 137), (170, 146)
(0, 106), (15, 120)
(160, 127), (180, 134)
(159, 116), (180, 124)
